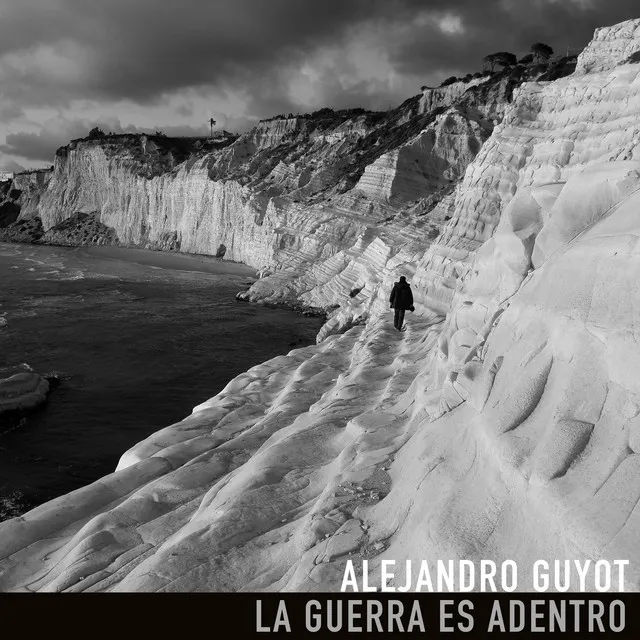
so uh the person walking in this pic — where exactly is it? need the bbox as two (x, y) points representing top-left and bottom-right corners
(389, 275), (414, 331)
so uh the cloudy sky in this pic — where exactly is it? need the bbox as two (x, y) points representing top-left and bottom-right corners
(0, 0), (637, 170)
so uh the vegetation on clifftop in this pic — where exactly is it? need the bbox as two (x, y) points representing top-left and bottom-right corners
(59, 131), (239, 179)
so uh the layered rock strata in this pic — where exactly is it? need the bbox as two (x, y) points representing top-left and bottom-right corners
(2, 66), (547, 282)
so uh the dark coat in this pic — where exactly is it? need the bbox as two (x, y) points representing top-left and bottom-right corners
(389, 281), (414, 310)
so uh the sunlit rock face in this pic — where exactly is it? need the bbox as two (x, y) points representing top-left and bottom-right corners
(0, 169), (51, 239)
(425, 51), (640, 419)
(27, 91), (499, 313)
(355, 110), (488, 203)
(576, 18), (640, 73)
(33, 119), (398, 268)
(420, 72), (531, 124)
(419, 80), (483, 113)
(12, 169), (52, 194)
(2, 19), (640, 593)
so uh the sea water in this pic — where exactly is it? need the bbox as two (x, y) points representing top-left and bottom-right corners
(0, 242), (324, 516)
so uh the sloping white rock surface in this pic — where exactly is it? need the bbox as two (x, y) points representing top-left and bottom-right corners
(355, 110), (487, 202)
(2, 19), (640, 592)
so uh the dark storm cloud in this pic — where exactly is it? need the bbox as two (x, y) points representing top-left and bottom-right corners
(0, 0), (638, 118)
(0, 159), (26, 172)
(0, 103), (24, 122)
(0, 118), (118, 162)
(0, 131), (55, 162)
(0, 117), (223, 162)
(387, 0), (640, 78)
(0, 0), (396, 104)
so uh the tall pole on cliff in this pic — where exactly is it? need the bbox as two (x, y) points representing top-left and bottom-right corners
(210, 118), (216, 137)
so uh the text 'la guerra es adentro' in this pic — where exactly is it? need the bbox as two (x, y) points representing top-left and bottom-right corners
(254, 559), (630, 633)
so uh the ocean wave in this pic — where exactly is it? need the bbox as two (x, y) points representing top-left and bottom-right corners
(58, 271), (87, 281)
(7, 309), (38, 319)
(0, 362), (33, 378)
(35, 270), (86, 281)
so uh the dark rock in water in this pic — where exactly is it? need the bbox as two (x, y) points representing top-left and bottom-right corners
(44, 374), (64, 392)
(0, 365), (54, 434)
(42, 211), (119, 247)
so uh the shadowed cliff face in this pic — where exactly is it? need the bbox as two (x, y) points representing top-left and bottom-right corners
(2, 19), (639, 593)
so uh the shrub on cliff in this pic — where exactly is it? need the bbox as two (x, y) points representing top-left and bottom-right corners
(87, 127), (105, 139)
(531, 42), (554, 62)
(536, 55), (578, 81)
(440, 76), (459, 87)
(483, 51), (517, 72)
(309, 107), (335, 119)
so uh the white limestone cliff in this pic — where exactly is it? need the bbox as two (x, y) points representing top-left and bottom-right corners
(576, 18), (640, 74)
(9, 102), (491, 315)
(2, 19), (640, 593)
(355, 110), (488, 202)
(419, 80), (484, 114)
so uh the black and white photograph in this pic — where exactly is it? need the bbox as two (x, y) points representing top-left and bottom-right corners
(1, 0), (640, 635)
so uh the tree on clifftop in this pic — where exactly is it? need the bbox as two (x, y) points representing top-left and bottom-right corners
(531, 42), (554, 61)
(482, 51), (517, 72)
(87, 127), (105, 139)
(440, 76), (459, 87)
